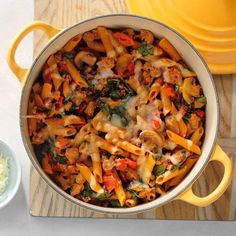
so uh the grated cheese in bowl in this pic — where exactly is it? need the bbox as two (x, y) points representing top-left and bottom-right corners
(0, 153), (9, 195)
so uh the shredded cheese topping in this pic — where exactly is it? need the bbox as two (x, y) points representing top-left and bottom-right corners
(0, 153), (9, 195)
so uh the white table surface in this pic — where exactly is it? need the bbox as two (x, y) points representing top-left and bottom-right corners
(0, 1), (235, 235)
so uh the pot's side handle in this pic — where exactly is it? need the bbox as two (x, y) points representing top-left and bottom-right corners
(7, 21), (61, 85)
(176, 144), (232, 207)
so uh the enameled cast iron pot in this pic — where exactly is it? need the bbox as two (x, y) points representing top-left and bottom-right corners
(7, 14), (233, 214)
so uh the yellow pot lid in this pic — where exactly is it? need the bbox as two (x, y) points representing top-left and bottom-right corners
(126, 0), (236, 74)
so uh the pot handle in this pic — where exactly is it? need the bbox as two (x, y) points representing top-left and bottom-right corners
(7, 21), (61, 84)
(176, 144), (232, 207)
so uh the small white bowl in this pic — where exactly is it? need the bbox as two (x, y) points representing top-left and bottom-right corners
(0, 140), (21, 209)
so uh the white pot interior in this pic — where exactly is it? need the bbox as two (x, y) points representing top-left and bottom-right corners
(20, 14), (219, 214)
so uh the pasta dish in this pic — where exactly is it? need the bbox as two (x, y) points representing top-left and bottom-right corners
(27, 26), (206, 207)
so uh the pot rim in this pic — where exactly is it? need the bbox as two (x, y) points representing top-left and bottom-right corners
(20, 13), (219, 215)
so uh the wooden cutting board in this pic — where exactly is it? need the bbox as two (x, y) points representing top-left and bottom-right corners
(30, 0), (236, 220)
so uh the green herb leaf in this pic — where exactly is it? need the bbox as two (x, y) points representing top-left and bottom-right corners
(62, 52), (74, 61)
(100, 101), (111, 116)
(127, 190), (139, 201)
(108, 200), (121, 207)
(107, 79), (120, 89)
(183, 111), (191, 123)
(138, 43), (154, 56)
(109, 90), (121, 99)
(154, 150), (163, 161)
(174, 84), (180, 93)
(195, 96), (207, 104)
(123, 80), (136, 96)
(111, 104), (130, 126)
(95, 190), (111, 199)
(155, 164), (166, 177)
(64, 103), (76, 115)
(79, 183), (110, 199)
(171, 150), (187, 171)
(54, 156), (67, 164)
(63, 90), (76, 103)
(47, 138), (68, 164)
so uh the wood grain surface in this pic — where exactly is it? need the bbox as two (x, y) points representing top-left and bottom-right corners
(30, 0), (236, 220)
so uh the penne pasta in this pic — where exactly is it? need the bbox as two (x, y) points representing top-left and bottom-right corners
(63, 115), (85, 126)
(41, 83), (52, 99)
(108, 30), (126, 55)
(167, 156), (198, 187)
(73, 123), (92, 145)
(158, 38), (181, 61)
(191, 127), (204, 144)
(170, 103), (187, 137)
(92, 119), (127, 139)
(63, 34), (82, 52)
(125, 199), (137, 207)
(156, 166), (188, 185)
(47, 55), (63, 90)
(97, 26), (116, 58)
(142, 152), (156, 184)
(166, 130), (201, 155)
(148, 79), (161, 102)
(160, 85), (172, 116)
(113, 170), (126, 206)
(90, 134), (126, 156)
(90, 147), (103, 183)
(66, 59), (88, 88)
(86, 41), (105, 53)
(76, 163), (104, 194)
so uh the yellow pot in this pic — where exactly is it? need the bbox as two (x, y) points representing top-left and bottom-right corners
(7, 15), (233, 214)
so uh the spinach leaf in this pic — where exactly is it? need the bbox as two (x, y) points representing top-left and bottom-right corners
(64, 103), (76, 115)
(98, 100), (130, 127)
(108, 200), (121, 207)
(109, 90), (121, 99)
(63, 90), (76, 103)
(127, 190), (139, 201)
(154, 150), (163, 161)
(34, 142), (50, 162)
(107, 79), (120, 88)
(80, 183), (110, 199)
(183, 111), (191, 123)
(195, 96), (207, 104)
(111, 104), (130, 126)
(121, 79), (136, 96)
(138, 43), (154, 56)
(174, 84), (180, 93)
(54, 156), (67, 164)
(98, 100), (111, 116)
(62, 52), (75, 61)
(154, 164), (166, 177)
(171, 151), (187, 171)
(48, 138), (67, 164)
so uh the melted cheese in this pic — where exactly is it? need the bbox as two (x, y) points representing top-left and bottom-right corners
(90, 175), (97, 189)
(95, 68), (114, 79)
(187, 140), (193, 149)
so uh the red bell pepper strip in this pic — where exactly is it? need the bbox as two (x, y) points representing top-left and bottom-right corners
(113, 32), (135, 47)
(103, 171), (119, 192)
